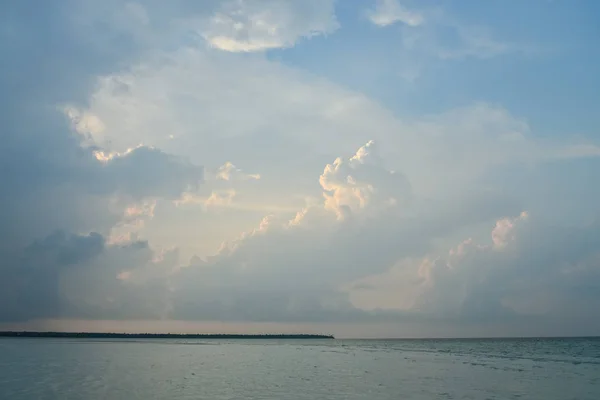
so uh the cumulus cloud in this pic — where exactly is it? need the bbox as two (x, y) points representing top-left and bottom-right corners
(165, 142), (523, 323)
(347, 211), (600, 330)
(319, 140), (411, 218)
(200, 0), (338, 52)
(2, 0), (600, 337)
(70, 46), (598, 209)
(164, 142), (409, 321)
(2, 136), (600, 333)
(171, 161), (259, 213)
(366, 0), (424, 27)
(63, 106), (106, 144)
(165, 143), (600, 329)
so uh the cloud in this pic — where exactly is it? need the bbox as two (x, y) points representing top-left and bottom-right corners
(63, 106), (106, 143)
(366, 1), (520, 60)
(420, 22), (516, 60)
(0, 231), (179, 322)
(175, 189), (237, 211)
(347, 211), (600, 329)
(68, 47), (597, 206)
(54, 0), (338, 54)
(166, 141), (523, 323)
(165, 142), (599, 329)
(366, 0), (424, 27)
(200, 0), (338, 52)
(2, 0), (600, 336)
(0, 231), (104, 322)
(491, 211), (528, 249)
(319, 140), (410, 218)
(172, 161), (259, 212)
(204, 190), (237, 209)
(0, 0), (205, 320)
(60, 34), (600, 280)
(2, 139), (600, 332)
(214, 162), (261, 181)
(99, 146), (203, 200)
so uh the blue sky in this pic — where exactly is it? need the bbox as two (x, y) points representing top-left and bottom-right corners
(1, 0), (599, 337)
(273, 0), (600, 136)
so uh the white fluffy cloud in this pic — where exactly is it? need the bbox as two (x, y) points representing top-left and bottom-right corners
(67, 48), (598, 203)
(366, 0), (424, 27)
(65, 0), (338, 54)
(200, 0), (338, 52)
(319, 140), (410, 218)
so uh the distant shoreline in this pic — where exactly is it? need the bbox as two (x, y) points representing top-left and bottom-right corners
(0, 331), (334, 339)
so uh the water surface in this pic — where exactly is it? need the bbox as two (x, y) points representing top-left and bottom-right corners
(1, 337), (598, 399)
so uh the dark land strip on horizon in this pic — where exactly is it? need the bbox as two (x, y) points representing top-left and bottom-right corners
(0, 331), (334, 339)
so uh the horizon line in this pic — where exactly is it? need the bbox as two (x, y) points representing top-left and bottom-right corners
(1, 331), (599, 341)
(0, 331), (335, 339)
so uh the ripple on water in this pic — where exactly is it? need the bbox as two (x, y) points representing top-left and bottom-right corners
(0, 338), (599, 400)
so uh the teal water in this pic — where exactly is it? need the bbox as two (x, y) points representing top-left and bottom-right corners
(1, 338), (598, 399)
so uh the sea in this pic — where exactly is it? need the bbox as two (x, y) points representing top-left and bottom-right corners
(1, 337), (599, 399)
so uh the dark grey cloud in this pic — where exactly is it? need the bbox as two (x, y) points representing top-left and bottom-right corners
(0, 231), (105, 321)
(0, 230), (174, 322)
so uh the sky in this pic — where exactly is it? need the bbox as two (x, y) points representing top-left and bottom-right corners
(1, 0), (600, 338)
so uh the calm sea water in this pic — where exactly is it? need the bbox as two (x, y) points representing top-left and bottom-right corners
(1, 337), (599, 399)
